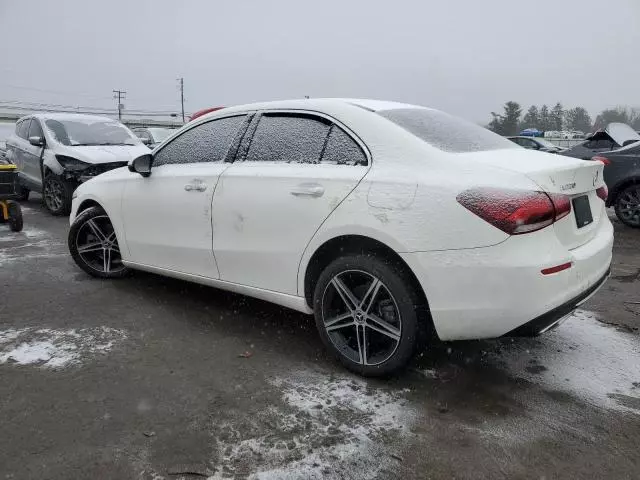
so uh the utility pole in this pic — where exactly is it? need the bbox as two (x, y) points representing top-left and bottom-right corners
(179, 77), (185, 123)
(113, 89), (126, 121)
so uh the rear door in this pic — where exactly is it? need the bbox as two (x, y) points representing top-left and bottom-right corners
(121, 114), (250, 277)
(23, 118), (45, 187)
(212, 111), (370, 295)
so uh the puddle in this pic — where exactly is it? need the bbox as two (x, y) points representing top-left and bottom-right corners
(0, 327), (127, 369)
(211, 370), (415, 479)
(491, 310), (640, 413)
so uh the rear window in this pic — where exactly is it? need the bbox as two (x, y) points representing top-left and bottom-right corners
(378, 108), (518, 153)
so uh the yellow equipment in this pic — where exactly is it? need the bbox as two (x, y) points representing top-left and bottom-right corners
(0, 162), (23, 232)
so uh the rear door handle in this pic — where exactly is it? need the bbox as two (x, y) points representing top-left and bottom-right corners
(290, 183), (325, 197)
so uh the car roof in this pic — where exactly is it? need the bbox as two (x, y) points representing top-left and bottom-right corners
(20, 113), (117, 123)
(210, 98), (427, 117)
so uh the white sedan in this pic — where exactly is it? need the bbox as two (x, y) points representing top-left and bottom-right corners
(68, 98), (613, 376)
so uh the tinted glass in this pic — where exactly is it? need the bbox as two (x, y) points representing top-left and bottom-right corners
(245, 114), (329, 163)
(379, 108), (518, 153)
(18, 119), (31, 139)
(154, 115), (245, 166)
(321, 125), (367, 165)
(28, 119), (44, 138)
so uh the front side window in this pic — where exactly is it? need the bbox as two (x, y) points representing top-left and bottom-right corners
(28, 119), (44, 139)
(245, 114), (330, 163)
(379, 108), (518, 153)
(153, 115), (246, 166)
(44, 118), (138, 146)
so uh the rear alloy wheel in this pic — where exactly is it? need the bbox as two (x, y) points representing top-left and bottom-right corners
(614, 184), (640, 228)
(43, 174), (73, 216)
(68, 206), (130, 278)
(314, 254), (425, 376)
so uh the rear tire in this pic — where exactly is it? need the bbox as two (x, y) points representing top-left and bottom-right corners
(313, 253), (426, 377)
(614, 184), (640, 228)
(13, 177), (29, 201)
(7, 201), (23, 232)
(68, 206), (131, 279)
(43, 174), (74, 216)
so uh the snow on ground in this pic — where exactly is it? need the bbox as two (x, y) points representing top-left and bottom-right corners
(0, 327), (127, 369)
(0, 225), (65, 265)
(492, 309), (640, 414)
(211, 370), (415, 479)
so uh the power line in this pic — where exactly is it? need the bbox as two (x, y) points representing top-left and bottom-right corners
(179, 77), (185, 124)
(113, 89), (126, 121)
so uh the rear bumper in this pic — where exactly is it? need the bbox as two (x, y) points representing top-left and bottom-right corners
(504, 267), (610, 336)
(400, 216), (614, 341)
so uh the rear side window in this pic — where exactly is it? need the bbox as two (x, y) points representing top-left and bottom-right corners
(153, 115), (246, 166)
(585, 139), (615, 149)
(28, 119), (44, 139)
(18, 119), (31, 139)
(378, 108), (518, 153)
(321, 125), (367, 165)
(245, 114), (329, 163)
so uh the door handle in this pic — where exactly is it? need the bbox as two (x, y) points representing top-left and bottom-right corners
(290, 183), (325, 197)
(184, 179), (207, 192)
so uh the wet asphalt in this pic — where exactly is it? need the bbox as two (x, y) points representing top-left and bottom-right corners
(0, 196), (639, 480)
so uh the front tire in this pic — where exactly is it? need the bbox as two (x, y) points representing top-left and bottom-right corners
(68, 206), (131, 278)
(43, 174), (74, 216)
(614, 184), (640, 228)
(313, 254), (425, 376)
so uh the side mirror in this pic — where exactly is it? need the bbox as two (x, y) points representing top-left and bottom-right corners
(29, 136), (44, 147)
(128, 154), (152, 177)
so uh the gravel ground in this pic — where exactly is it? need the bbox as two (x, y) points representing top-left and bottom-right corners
(0, 196), (639, 479)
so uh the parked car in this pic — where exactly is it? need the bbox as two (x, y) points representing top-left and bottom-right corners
(588, 143), (640, 228)
(132, 127), (176, 149)
(190, 107), (224, 122)
(562, 123), (640, 160)
(67, 98), (612, 376)
(507, 136), (564, 153)
(519, 128), (543, 137)
(5, 114), (148, 215)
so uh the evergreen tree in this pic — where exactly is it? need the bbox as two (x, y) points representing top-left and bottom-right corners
(539, 105), (551, 131)
(521, 105), (540, 130)
(551, 102), (564, 131)
(565, 107), (592, 133)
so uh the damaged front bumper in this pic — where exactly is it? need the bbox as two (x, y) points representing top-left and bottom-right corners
(63, 161), (128, 183)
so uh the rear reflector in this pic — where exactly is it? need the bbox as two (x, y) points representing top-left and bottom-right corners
(596, 185), (608, 201)
(592, 156), (611, 166)
(541, 262), (572, 275)
(457, 188), (572, 235)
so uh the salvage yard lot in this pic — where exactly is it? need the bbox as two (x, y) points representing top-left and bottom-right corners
(1, 197), (639, 479)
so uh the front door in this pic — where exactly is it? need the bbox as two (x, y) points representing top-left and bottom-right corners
(121, 114), (250, 278)
(212, 112), (370, 295)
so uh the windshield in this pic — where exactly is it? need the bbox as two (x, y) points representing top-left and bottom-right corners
(378, 108), (518, 153)
(44, 119), (138, 146)
(147, 128), (174, 143)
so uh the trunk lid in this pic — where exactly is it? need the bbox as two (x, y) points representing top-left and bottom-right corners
(461, 149), (605, 250)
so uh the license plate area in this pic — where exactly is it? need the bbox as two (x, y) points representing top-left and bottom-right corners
(572, 195), (593, 228)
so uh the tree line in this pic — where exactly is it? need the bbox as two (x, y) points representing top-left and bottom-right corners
(487, 102), (640, 136)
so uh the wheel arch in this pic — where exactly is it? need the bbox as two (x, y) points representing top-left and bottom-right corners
(302, 234), (430, 315)
(608, 175), (640, 206)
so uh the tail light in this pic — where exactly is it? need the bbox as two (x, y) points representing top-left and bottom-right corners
(592, 156), (611, 166)
(596, 185), (608, 201)
(457, 188), (572, 235)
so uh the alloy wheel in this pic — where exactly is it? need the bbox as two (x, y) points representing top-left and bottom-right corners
(75, 215), (125, 274)
(44, 178), (64, 212)
(617, 186), (640, 227)
(321, 270), (402, 366)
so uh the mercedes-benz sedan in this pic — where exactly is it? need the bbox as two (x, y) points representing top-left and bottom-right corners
(67, 98), (613, 376)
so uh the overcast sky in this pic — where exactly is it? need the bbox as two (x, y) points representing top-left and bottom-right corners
(0, 0), (639, 122)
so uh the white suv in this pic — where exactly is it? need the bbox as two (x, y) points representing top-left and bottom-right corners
(5, 113), (148, 215)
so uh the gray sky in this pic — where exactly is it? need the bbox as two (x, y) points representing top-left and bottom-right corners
(1, 0), (639, 123)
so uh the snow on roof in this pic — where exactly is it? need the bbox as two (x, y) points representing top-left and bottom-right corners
(27, 113), (117, 123)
